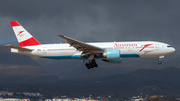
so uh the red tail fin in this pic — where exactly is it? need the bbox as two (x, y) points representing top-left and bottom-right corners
(10, 21), (41, 47)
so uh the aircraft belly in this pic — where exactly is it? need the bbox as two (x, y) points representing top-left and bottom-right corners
(120, 50), (140, 58)
(37, 49), (82, 59)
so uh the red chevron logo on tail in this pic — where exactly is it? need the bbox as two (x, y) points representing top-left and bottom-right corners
(17, 31), (24, 36)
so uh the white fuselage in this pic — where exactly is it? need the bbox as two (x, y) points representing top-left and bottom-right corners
(8, 21), (176, 67)
(11, 41), (175, 60)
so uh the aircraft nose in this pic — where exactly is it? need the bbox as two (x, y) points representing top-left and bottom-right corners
(172, 47), (176, 52)
(168, 47), (175, 54)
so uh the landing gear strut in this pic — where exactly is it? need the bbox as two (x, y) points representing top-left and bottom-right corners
(158, 56), (164, 65)
(85, 59), (98, 69)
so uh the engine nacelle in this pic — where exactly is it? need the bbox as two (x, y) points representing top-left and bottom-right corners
(103, 49), (120, 59)
(103, 58), (122, 64)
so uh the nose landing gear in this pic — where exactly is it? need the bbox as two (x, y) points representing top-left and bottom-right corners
(158, 61), (162, 65)
(158, 56), (164, 65)
(85, 59), (98, 69)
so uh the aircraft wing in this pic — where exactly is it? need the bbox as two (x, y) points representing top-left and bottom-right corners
(58, 35), (104, 55)
(6, 44), (33, 51)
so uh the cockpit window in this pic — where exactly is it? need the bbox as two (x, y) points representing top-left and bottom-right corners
(167, 45), (172, 47)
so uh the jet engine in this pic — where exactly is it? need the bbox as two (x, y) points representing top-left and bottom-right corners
(102, 49), (122, 64)
(103, 49), (120, 59)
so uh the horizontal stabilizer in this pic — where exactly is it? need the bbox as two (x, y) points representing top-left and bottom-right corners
(5, 44), (33, 51)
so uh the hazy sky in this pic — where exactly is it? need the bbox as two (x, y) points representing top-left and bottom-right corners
(0, 0), (179, 79)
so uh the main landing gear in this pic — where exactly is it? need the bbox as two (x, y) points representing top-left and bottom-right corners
(85, 59), (98, 69)
(158, 56), (164, 65)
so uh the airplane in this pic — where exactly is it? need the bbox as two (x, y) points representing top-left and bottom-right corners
(6, 21), (175, 69)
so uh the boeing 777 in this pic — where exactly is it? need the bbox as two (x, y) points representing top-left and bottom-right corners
(6, 21), (175, 69)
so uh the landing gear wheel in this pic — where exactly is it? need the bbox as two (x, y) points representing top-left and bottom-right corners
(85, 63), (89, 67)
(87, 66), (91, 69)
(85, 59), (98, 69)
(158, 61), (162, 65)
(85, 63), (90, 69)
(89, 62), (93, 68)
(94, 63), (98, 67)
(158, 56), (164, 65)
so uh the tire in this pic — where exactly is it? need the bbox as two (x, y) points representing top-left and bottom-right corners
(85, 63), (89, 67)
(94, 63), (98, 67)
(158, 61), (162, 65)
(90, 63), (94, 68)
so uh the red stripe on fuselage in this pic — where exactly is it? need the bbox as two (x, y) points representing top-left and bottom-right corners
(10, 21), (21, 27)
(19, 37), (41, 47)
(139, 44), (153, 52)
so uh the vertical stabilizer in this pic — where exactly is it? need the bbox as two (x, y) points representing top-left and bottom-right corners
(10, 21), (41, 47)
